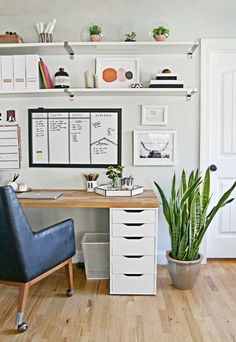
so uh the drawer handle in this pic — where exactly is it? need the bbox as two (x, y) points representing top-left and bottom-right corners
(124, 210), (144, 213)
(124, 274), (143, 277)
(124, 237), (143, 240)
(124, 223), (144, 227)
(124, 255), (144, 258)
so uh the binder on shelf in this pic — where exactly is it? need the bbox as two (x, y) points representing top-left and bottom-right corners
(39, 58), (53, 89)
(0, 57), (2, 90)
(26, 55), (39, 90)
(13, 55), (26, 91)
(2, 56), (14, 91)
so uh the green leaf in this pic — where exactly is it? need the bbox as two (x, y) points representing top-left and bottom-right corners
(154, 182), (171, 226)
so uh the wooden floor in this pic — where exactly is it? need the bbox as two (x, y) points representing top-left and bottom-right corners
(0, 261), (236, 342)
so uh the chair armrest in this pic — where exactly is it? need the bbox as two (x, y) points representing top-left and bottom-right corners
(23, 219), (76, 281)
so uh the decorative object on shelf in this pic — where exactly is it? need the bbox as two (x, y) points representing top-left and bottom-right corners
(0, 32), (23, 44)
(149, 71), (184, 88)
(94, 74), (99, 88)
(85, 70), (94, 88)
(133, 130), (176, 166)
(84, 173), (99, 192)
(36, 19), (56, 43)
(124, 31), (137, 42)
(130, 83), (143, 88)
(17, 183), (28, 192)
(121, 176), (134, 190)
(141, 105), (168, 126)
(152, 26), (169, 41)
(89, 24), (103, 42)
(54, 68), (70, 88)
(95, 184), (143, 197)
(8, 173), (19, 191)
(120, 25), (137, 42)
(155, 168), (236, 289)
(39, 58), (53, 89)
(162, 68), (171, 73)
(106, 165), (124, 188)
(96, 57), (140, 88)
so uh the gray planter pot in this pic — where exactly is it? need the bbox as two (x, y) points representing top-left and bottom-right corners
(166, 251), (203, 290)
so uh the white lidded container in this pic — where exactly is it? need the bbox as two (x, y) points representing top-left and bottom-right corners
(81, 233), (109, 280)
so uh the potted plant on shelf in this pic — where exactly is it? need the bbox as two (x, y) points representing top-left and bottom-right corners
(106, 165), (124, 188)
(155, 168), (236, 290)
(152, 26), (169, 41)
(89, 24), (103, 42)
(124, 31), (137, 42)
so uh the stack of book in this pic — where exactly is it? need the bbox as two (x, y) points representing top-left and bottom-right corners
(149, 73), (184, 88)
(39, 58), (53, 89)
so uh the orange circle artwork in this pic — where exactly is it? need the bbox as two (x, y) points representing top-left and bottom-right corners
(102, 68), (117, 82)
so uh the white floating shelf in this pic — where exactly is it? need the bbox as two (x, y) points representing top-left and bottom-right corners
(0, 41), (199, 56)
(0, 88), (198, 99)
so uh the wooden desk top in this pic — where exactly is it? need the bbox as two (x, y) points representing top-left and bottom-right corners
(18, 189), (160, 209)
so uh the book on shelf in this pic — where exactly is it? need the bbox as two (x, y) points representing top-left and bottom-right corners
(149, 80), (184, 88)
(39, 58), (53, 89)
(156, 73), (178, 80)
(0, 34), (23, 44)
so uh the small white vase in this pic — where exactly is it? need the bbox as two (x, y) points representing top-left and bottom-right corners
(8, 181), (18, 191)
(86, 180), (97, 192)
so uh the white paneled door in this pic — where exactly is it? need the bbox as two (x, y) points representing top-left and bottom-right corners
(201, 39), (236, 257)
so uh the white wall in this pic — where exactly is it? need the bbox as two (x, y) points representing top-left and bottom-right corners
(0, 0), (235, 260)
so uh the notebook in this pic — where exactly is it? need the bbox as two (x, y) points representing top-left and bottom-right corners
(17, 192), (62, 200)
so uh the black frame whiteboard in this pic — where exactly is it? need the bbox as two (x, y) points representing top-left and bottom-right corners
(28, 108), (122, 168)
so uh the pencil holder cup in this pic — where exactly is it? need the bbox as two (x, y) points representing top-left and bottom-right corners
(39, 33), (53, 43)
(86, 180), (97, 192)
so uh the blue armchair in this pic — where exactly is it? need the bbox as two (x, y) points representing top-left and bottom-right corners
(0, 186), (76, 333)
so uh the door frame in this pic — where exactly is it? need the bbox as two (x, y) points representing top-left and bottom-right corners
(200, 38), (236, 258)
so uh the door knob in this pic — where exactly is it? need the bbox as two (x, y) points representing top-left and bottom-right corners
(210, 164), (217, 172)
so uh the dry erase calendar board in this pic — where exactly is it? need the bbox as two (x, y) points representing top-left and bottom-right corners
(28, 108), (122, 168)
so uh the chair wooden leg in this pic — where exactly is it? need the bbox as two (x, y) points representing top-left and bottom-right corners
(65, 258), (74, 297)
(16, 283), (30, 332)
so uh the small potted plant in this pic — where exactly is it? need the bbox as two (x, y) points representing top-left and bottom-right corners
(106, 165), (124, 188)
(152, 26), (169, 41)
(89, 24), (103, 42)
(155, 168), (236, 290)
(124, 31), (137, 42)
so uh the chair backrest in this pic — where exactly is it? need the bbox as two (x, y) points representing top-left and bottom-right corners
(0, 186), (33, 282)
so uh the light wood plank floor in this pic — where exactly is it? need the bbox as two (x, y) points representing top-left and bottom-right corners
(0, 261), (236, 342)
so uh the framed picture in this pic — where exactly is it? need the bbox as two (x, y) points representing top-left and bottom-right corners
(96, 57), (140, 88)
(141, 105), (168, 126)
(133, 130), (177, 166)
(28, 108), (122, 168)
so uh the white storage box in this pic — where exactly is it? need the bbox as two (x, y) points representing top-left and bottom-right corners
(81, 233), (110, 280)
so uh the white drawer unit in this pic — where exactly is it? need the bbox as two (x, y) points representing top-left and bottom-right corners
(112, 274), (155, 295)
(112, 256), (155, 274)
(110, 208), (158, 295)
(112, 209), (156, 224)
(112, 237), (155, 256)
(112, 223), (155, 237)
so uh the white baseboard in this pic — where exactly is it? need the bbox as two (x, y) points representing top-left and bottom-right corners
(72, 250), (83, 264)
(157, 250), (167, 265)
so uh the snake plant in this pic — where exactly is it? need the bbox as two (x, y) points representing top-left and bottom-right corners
(155, 168), (236, 261)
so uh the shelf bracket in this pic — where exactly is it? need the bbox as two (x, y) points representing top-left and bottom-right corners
(188, 41), (199, 59)
(64, 88), (75, 99)
(186, 88), (198, 101)
(64, 42), (74, 56)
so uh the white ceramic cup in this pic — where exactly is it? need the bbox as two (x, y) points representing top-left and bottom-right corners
(86, 180), (97, 192)
(18, 183), (28, 192)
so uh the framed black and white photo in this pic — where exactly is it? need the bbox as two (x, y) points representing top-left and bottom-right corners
(133, 130), (177, 166)
(96, 57), (140, 88)
(141, 105), (168, 126)
(28, 108), (122, 168)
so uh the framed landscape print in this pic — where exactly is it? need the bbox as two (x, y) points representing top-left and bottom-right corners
(141, 105), (168, 126)
(133, 130), (177, 166)
(96, 57), (140, 88)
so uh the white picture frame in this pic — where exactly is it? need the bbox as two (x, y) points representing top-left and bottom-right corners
(141, 105), (168, 126)
(133, 130), (177, 166)
(96, 57), (140, 88)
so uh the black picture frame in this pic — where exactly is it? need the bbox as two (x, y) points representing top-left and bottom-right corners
(28, 108), (122, 168)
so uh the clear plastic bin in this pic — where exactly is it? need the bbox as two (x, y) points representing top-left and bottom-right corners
(81, 233), (110, 280)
